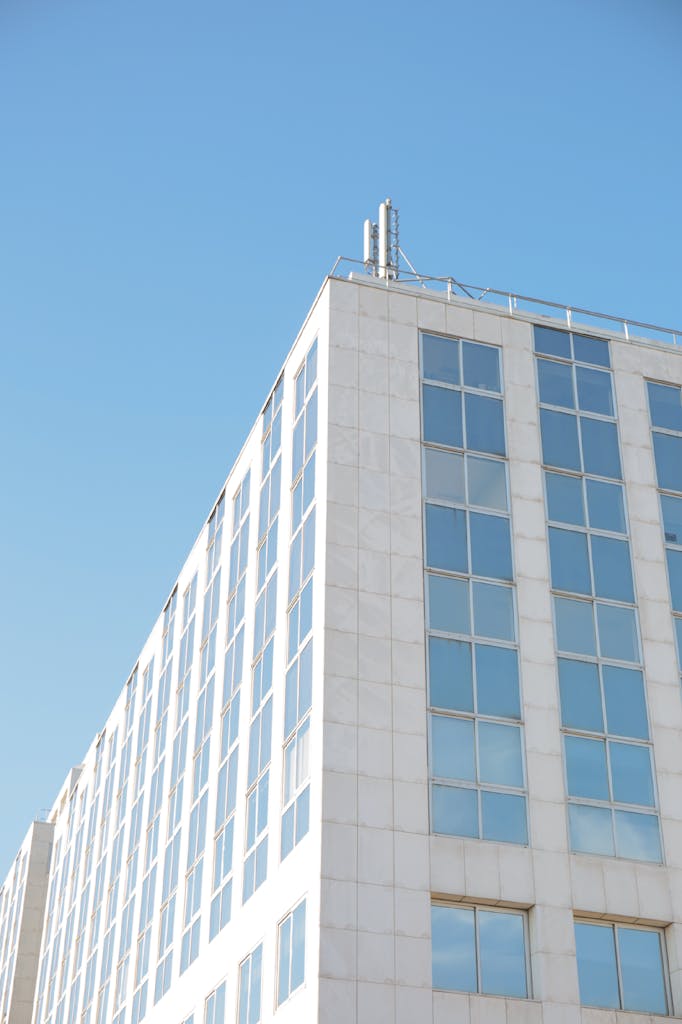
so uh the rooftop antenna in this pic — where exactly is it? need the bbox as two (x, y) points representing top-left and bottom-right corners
(363, 198), (399, 279)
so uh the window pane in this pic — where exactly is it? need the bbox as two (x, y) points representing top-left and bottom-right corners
(569, 803), (614, 856)
(277, 918), (291, 1005)
(573, 334), (610, 368)
(429, 637), (473, 712)
(596, 604), (639, 662)
(614, 810), (662, 862)
(554, 597), (596, 656)
(534, 326), (571, 359)
(431, 784), (478, 838)
(425, 504), (468, 573)
(540, 409), (580, 471)
(546, 472), (584, 526)
(661, 494), (682, 545)
(431, 715), (475, 781)
(648, 381), (682, 432)
(576, 366), (613, 416)
(480, 791), (528, 845)
(423, 334), (459, 385)
(470, 513), (513, 581)
(423, 385), (463, 449)
(478, 722), (523, 788)
(475, 644), (520, 719)
(653, 432), (682, 493)
(675, 617), (682, 665)
(291, 902), (306, 993)
(427, 575), (470, 635)
(538, 358), (574, 409)
(580, 418), (622, 480)
(609, 742), (654, 806)
(478, 911), (527, 997)
(558, 658), (603, 732)
(462, 341), (500, 393)
(586, 480), (626, 534)
(602, 666), (648, 740)
(424, 449), (465, 504)
(472, 583), (515, 641)
(464, 393), (506, 456)
(467, 456), (507, 511)
(575, 923), (619, 1009)
(549, 527), (591, 595)
(565, 736), (609, 800)
(431, 905), (476, 992)
(666, 548), (682, 612)
(617, 928), (667, 1014)
(591, 536), (634, 603)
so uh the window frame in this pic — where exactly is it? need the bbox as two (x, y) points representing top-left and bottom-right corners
(574, 918), (670, 1015)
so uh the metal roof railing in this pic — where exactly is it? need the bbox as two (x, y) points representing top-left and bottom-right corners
(329, 256), (682, 348)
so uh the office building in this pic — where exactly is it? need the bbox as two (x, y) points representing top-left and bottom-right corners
(4, 209), (682, 1024)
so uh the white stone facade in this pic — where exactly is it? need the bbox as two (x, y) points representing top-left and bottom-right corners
(5, 270), (682, 1024)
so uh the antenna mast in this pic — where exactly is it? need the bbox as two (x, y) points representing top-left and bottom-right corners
(363, 198), (399, 279)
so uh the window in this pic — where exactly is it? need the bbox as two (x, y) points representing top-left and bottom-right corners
(431, 903), (528, 998)
(281, 718), (311, 859)
(575, 921), (668, 1014)
(535, 325), (661, 863)
(238, 944), (262, 1024)
(204, 981), (225, 1024)
(277, 900), (306, 1006)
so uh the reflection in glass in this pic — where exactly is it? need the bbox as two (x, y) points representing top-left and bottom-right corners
(549, 527), (591, 595)
(554, 597), (596, 656)
(480, 791), (528, 845)
(565, 735), (609, 800)
(573, 334), (610, 368)
(534, 325), (571, 359)
(428, 637), (473, 712)
(580, 418), (622, 479)
(558, 658), (602, 732)
(653, 432), (682, 493)
(478, 911), (527, 997)
(431, 905), (476, 991)
(614, 810), (662, 862)
(475, 644), (520, 719)
(424, 448), (465, 504)
(618, 928), (667, 1014)
(470, 512), (513, 581)
(575, 923), (619, 1008)
(602, 666), (648, 739)
(590, 535), (634, 603)
(467, 456), (507, 511)
(546, 472), (584, 526)
(422, 384), (463, 449)
(540, 409), (580, 471)
(462, 341), (500, 393)
(427, 574), (469, 635)
(586, 479), (626, 534)
(425, 504), (468, 573)
(423, 334), (459, 385)
(473, 583), (515, 641)
(478, 722), (523, 787)
(465, 393), (506, 456)
(576, 366), (613, 416)
(666, 548), (682, 612)
(431, 715), (475, 781)
(609, 742), (654, 806)
(569, 803), (614, 856)
(538, 358), (574, 409)
(431, 784), (477, 838)
(596, 603), (639, 663)
(648, 381), (682, 432)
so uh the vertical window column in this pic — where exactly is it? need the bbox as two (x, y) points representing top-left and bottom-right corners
(420, 332), (528, 845)
(534, 325), (661, 863)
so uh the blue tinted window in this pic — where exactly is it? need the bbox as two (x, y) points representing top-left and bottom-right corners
(425, 504), (467, 573)
(666, 549), (682, 612)
(549, 527), (591, 595)
(473, 583), (515, 641)
(569, 803), (614, 856)
(427, 574), (470, 635)
(475, 645), (520, 719)
(617, 928), (667, 1014)
(431, 784), (477, 838)
(464, 393), (506, 456)
(575, 924), (619, 1009)
(467, 456), (507, 511)
(558, 659), (602, 732)
(470, 513), (513, 581)
(477, 910), (527, 996)
(580, 418), (622, 479)
(534, 325), (570, 359)
(429, 637), (473, 712)
(538, 359), (574, 408)
(614, 810), (661, 862)
(424, 448), (465, 503)
(478, 722), (523, 787)
(540, 409), (580, 471)
(431, 905), (476, 991)
(480, 791), (528, 846)
(602, 666), (648, 740)
(609, 742), (654, 807)
(661, 494), (682, 544)
(573, 334), (610, 368)
(423, 385), (463, 449)
(576, 366), (613, 416)
(462, 341), (500, 393)
(554, 597), (596, 656)
(565, 735), (609, 800)
(423, 334), (459, 385)
(653, 432), (682, 492)
(431, 715), (475, 781)
(586, 480), (626, 534)
(591, 536), (634, 603)
(546, 472), (584, 526)
(596, 604), (639, 663)
(648, 381), (682, 432)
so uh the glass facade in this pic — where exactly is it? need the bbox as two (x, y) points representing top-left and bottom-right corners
(534, 325), (662, 863)
(421, 331), (528, 845)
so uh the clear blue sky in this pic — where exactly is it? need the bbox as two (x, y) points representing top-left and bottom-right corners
(1, 0), (680, 877)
